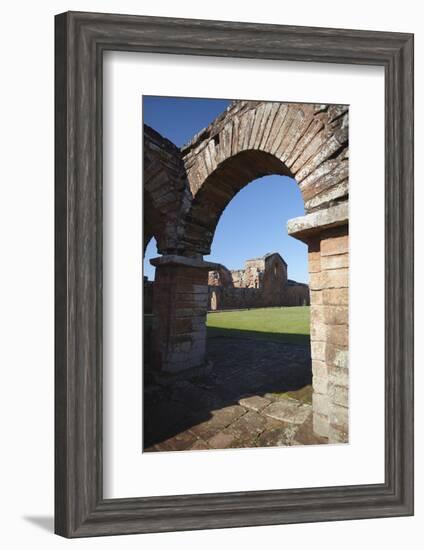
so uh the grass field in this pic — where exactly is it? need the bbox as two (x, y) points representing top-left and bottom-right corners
(144, 306), (310, 346)
(207, 306), (310, 345)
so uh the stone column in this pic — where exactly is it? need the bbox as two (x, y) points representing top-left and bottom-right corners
(288, 203), (349, 444)
(149, 255), (218, 375)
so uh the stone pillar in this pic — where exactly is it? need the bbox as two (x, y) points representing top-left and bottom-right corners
(309, 226), (349, 442)
(288, 203), (349, 444)
(149, 255), (218, 375)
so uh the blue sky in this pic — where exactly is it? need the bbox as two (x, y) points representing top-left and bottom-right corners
(143, 96), (308, 283)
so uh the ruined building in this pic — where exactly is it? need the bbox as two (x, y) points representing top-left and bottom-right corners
(144, 100), (349, 443)
(208, 252), (309, 310)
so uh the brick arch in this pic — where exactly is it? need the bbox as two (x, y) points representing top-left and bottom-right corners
(182, 149), (291, 255)
(143, 124), (191, 254)
(143, 192), (161, 255)
(147, 100), (349, 444)
(180, 100), (348, 254)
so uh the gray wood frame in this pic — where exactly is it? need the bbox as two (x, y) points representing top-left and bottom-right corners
(55, 11), (414, 538)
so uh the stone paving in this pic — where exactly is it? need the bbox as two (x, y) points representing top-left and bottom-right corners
(144, 335), (328, 452)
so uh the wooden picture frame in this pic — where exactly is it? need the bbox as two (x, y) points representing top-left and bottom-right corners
(55, 11), (414, 537)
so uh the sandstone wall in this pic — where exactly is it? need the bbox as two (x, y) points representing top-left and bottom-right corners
(143, 278), (154, 314)
(285, 282), (310, 306)
(207, 252), (306, 310)
(144, 101), (349, 443)
(208, 265), (234, 287)
(308, 226), (349, 443)
(208, 282), (309, 311)
(150, 262), (209, 373)
(180, 102), (348, 256)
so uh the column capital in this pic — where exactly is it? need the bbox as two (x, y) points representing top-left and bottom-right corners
(287, 202), (348, 243)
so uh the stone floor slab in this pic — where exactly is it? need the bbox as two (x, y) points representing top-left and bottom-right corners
(189, 438), (210, 450)
(256, 425), (299, 447)
(263, 399), (312, 424)
(190, 404), (246, 440)
(143, 335), (321, 451)
(225, 410), (266, 438)
(238, 395), (271, 412)
(293, 413), (328, 445)
(156, 430), (198, 451)
(207, 431), (236, 449)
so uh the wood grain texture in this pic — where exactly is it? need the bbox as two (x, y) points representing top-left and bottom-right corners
(54, 11), (414, 538)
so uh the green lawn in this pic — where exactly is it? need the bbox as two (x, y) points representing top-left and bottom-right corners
(207, 306), (310, 345)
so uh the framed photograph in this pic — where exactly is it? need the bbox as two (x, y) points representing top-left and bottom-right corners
(55, 11), (414, 537)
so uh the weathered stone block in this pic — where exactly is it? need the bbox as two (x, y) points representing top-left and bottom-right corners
(312, 360), (327, 375)
(294, 413), (328, 446)
(310, 290), (323, 305)
(322, 305), (349, 325)
(308, 258), (321, 273)
(280, 108), (315, 163)
(329, 425), (349, 444)
(302, 158), (347, 202)
(287, 204), (348, 240)
(221, 121), (233, 161)
(207, 431), (236, 449)
(249, 103), (268, 149)
(329, 403), (349, 431)
(308, 241), (321, 259)
(263, 399), (312, 424)
(230, 116), (240, 156)
(309, 272), (323, 291)
(304, 174), (348, 210)
(326, 324), (349, 348)
(326, 344), (349, 368)
(291, 128), (327, 176)
(313, 412), (329, 438)
(321, 253), (349, 270)
(322, 268), (349, 289)
(312, 392), (329, 417)
(310, 306), (325, 324)
(322, 288), (349, 306)
(321, 234), (349, 256)
(328, 383), (349, 408)
(275, 108), (307, 159)
(259, 103), (280, 149)
(271, 106), (299, 155)
(175, 318), (193, 333)
(264, 103), (289, 151)
(189, 439), (210, 450)
(295, 135), (347, 183)
(256, 424), (300, 448)
(310, 321), (327, 342)
(158, 431), (199, 452)
(239, 395), (271, 412)
(286, 117), (324, 169)
(190, 405), (245, 440)
(311, 341), (326, 362)
(226, 410), (268, 442)
(312, 361), (328, 394)
(328, 366), (349, 387)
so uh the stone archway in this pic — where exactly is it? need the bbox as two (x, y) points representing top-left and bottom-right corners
(180, 101), (348, 254)
(210, 290), (219, 311)
(146, 100), (349, 443)
(143, 124), (192, 253)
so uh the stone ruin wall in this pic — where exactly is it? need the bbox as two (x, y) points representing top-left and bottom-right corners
(307, 226), (349, 443)
(207, 253), (309, 311)
(144, 277), (154, 314)
(144, 99), (349, 444)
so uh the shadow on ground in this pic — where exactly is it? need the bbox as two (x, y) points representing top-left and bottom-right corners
(23, 516), (54, 533)
(207, 325), (310, 345)
(143, 326), (319, 451)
